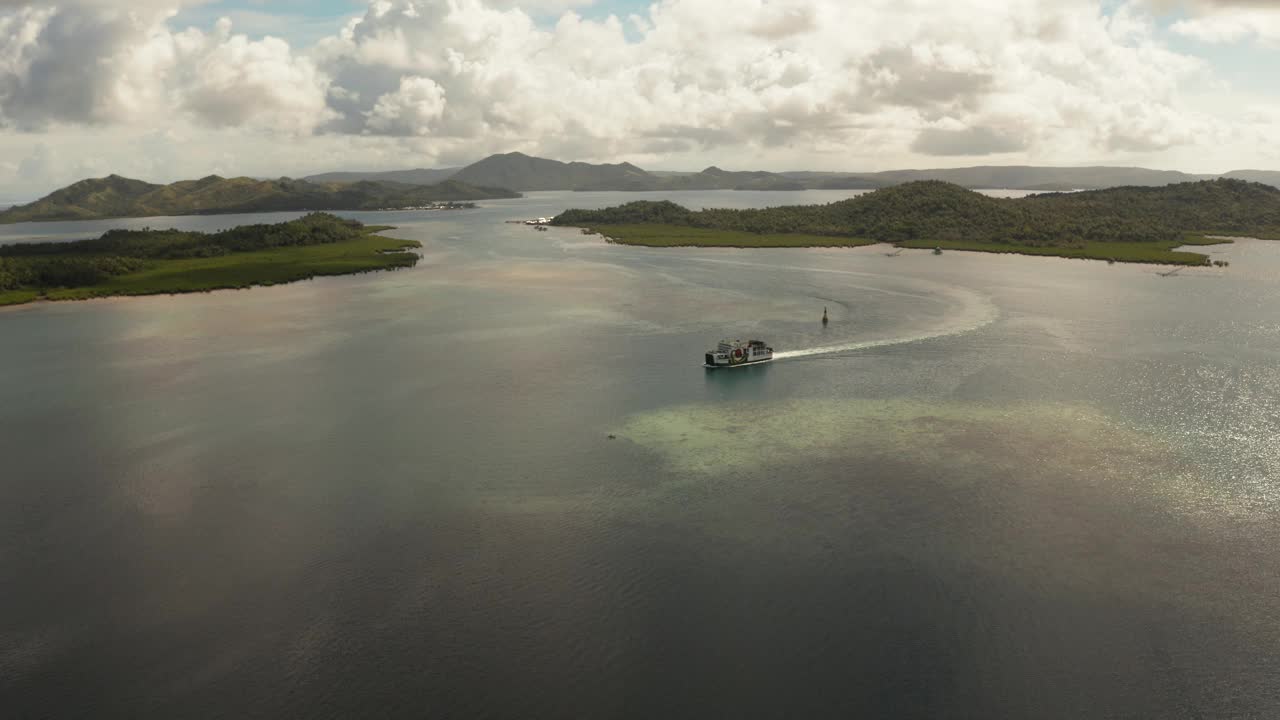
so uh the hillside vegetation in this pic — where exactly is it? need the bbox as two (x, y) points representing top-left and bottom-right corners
(553, 179), (1280, 263)
(587, 224), (876, 248)
(0, 213), (420, 306)
(440, 152), (883, 191)
(0, 175), (519, 224)
(306, 152), (1280, 192)
(451, 152), (656, 191)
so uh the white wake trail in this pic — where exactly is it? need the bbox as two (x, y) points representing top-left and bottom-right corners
(588, 250), (1002, 361)
(775, 287), (999, 360)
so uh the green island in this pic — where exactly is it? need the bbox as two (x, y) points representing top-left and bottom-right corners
(0, 213), (421, 307)
(582, 224), (878, 248)
(0, 175), (520, 224)
(552, 179), (1280, 264)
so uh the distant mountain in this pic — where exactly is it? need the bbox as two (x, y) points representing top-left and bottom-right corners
(855, 166), (1210, 191)
(444, 154), (1218, 192)
(303, 151), (1280, 193)
(87, 153), (1280, 208)
(445, 155), (884, 192)
(451, 152), (658, 191)
(815, 176), (886, 190)
(303, 168), (460, 185)
(1222, 170), (1280, 189)
(658, 166), (801, 191)
(0, 175), (520, 224)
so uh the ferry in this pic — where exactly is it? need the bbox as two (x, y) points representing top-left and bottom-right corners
(704, 339), (773, 368)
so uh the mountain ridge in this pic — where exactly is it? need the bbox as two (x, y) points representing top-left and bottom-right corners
(0, 176), (521, 224)
(305, 152), (1275, 192)
(450, 151), (656, 191)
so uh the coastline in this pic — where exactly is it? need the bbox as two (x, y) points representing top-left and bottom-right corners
(0, 226), (421, 308)
(579, 223), (877, 248)
(567, 223), (1236, 265)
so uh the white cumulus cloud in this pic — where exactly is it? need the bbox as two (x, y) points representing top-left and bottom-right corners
(366, 75), (447, 135)
(0, 2), (330, 132)
(0, 0), (1276, 198)
(305, 0), (1215, 165)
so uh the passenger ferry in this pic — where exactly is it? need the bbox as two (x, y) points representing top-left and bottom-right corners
(704, 339), (773, 368)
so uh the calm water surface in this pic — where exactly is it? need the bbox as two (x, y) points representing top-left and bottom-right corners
(2, 191), (1278, 718)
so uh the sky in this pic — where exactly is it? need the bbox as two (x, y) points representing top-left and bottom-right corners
(1, 0), (1279, 199)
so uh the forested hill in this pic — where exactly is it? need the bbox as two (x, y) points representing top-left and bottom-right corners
(431, 152), (882, 191)
(0, 175), (520, 224)
(856, 166), (1208, 191)
(0, 212), (422, 306)
(553, 179), (1280, 247)
(1221, 170), (1280, 189)
(450, 152), (656, 191)
(306, 152), (1275, 192)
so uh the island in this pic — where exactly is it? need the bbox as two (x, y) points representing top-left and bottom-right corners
(0, 213), (421, 307)
(0, 175), (520, 224)
(552, 179), (1280, 264)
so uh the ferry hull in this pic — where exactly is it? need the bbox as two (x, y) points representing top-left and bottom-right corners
(703, 358), (773, 369)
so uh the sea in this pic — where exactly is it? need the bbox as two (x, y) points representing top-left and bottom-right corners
(1, 190), (1278, 718)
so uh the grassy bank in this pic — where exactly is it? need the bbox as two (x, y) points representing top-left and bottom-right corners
(0, 223), (421, 307)
(897, 233), (1231, 265)
(573, 223), (1233, 264)
(587, 224), (876, 248)
(553, 180), (1280, 265)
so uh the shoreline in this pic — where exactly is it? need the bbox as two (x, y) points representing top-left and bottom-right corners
(0, 207), (479, 230)
(566, 223), (1237, 266)
(0, 224), (422, 308)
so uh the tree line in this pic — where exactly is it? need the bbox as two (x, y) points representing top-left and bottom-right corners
(0, 213), (371, 291)
(552, 179), (1280, 247)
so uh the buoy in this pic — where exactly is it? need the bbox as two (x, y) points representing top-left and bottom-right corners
(822, 306), (829, 325)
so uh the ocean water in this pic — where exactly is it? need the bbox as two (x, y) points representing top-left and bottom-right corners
(1, 190), (1278, 718)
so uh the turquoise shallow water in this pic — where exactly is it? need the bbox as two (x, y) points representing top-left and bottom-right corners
(2, 191), (1278, 718)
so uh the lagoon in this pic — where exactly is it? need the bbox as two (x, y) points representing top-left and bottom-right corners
(2, 190), (1278, 718)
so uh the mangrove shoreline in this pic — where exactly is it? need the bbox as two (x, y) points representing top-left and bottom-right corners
(0, 213), (422, 307)
(552, 180), (1280, 265)
(572, 223), (1232, 265)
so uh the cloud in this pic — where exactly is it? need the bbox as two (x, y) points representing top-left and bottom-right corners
(1142, 0), (1280, 9)
(0, 2), (329, 131)
(175, 19), (334, 133)
(0, 0), (1273, 198)
(365, 75), (447, 135)
(1139, 0), (1280, 44)
(749, 3), (818, 39)
(858, 47), (995, 115)
(912, 124), (1028, 156)
(302, 0), (1213, 166)
(0, 4), (157, 128)
(17, 141), (53, 179)
(489, 0), (597, 10)
(1171, 10), (1280, 45)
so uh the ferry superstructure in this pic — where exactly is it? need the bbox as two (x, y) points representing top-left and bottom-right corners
(704, 339), (773, 368)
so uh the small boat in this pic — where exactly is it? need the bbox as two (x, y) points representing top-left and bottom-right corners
(704, 339), (773, 368)
(822, 306), (829, 325)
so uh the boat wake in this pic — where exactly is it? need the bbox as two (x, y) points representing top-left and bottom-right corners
(575, 250), (1002, 362)
(774, 285), (998, 360)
